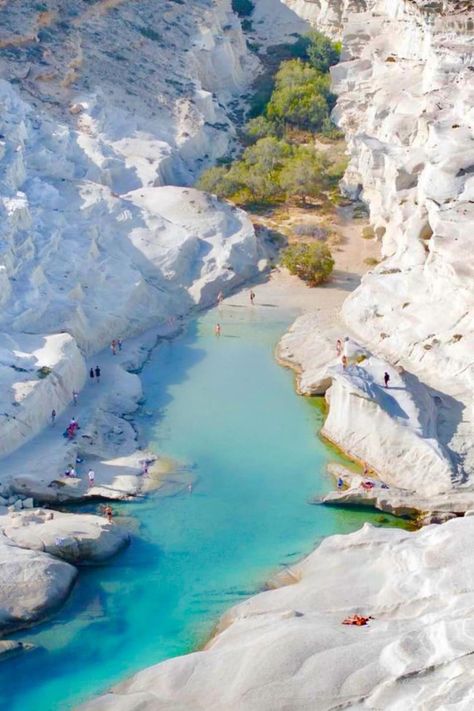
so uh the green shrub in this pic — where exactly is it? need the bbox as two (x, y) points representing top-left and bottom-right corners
(321, 117), (344, 140)
(245, 115), (282, 140)
(195, 166), (232, 196)
(364, 257), (379, 266)
(265, 60), (332, 131)
(198, 138), (334, 206)
(282, 242), (334, 286)
(232, 0), (254, 17)
(279, 147), (328, 203)
(37, 366), (52, 379)
(138, 26), (162, 42)
(305, 30), (340, 73)
(267, 84), (329, 131)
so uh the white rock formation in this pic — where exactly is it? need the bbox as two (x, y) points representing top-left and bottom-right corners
(0, 0), (264, 460)
(0, 506), (130, 633)
(83, 516), (474, 711)
(279, 313), (458, 498)
(0, 332), (86, 458)
(0, 639), (34, 660)
(331, 0), (474, 477)
(277, 0), (474, 496)
(277, 312), (339, 394)
(323, 356), (455, 495)
(1, 508), (129, 563)
(0, 534), (77, 632)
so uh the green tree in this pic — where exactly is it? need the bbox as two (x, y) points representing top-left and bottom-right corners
(265, 60), (333, 131)
(281, 242), (334, 286)
(245, 115), (282, 140)
(239, 137), (293, 201)
(280, 148), (328, 203)
(273, 59), (331, 96)
(305, 30), (340, 73)
(267, 84), (329, 131)
(242, 136), (292, 171)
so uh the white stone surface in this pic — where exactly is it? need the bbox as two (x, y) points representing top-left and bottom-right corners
(82, 516), (474, 711)
(0, 534), (77, 632)
(277, 0), (474, 495)
(1, 508), (130, 564)
(0, 0), (264, 462)
(323, 355), (454, 496)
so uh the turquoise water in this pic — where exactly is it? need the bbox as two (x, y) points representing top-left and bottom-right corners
(0, 304), (403, 710)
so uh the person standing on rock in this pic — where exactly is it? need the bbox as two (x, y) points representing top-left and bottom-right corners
(336, 339), (342, 356)
(250, 290), (255, 305)
(342, 355), (348, 369)
(95, 365), (101, 383)
(104, 505), (113, 523)
(51, 409), (56, 426)
(217, 291), (224, 306)
(215, 323), (221, 336)
(118, 338), (123, 351)
(89, 367), (94, 383)
(88, 469), (95, 488)
(72, 390), (78, 406)
(111, 339), (117, 356)
(384, 372), (390, 388)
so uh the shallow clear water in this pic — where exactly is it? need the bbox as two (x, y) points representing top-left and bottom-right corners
(0, 304), (405, 710)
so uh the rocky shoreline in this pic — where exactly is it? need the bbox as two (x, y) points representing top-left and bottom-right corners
(278, 315), (474, 521)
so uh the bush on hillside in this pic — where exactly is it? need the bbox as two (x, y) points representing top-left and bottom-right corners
(265, 60), (333, 131)
(281, 242), (334, 286)
(245, 115), (282, 140)
(305, 30), (341, 73)
(232, 0), (254, 17)
(195, 166), (235, 197)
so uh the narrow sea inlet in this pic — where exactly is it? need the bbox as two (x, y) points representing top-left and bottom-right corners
(0, 301), (403, 710)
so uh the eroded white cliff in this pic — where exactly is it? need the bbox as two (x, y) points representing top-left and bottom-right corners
(0, 0), (264, 457)
(278, 0), (474, 494)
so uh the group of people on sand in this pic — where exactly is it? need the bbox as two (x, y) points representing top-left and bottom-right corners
(336, 337), (391, 388)
(337, 462), (390, 493)
(64, 463), (95, 487)
(215, 289), (256, 336)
